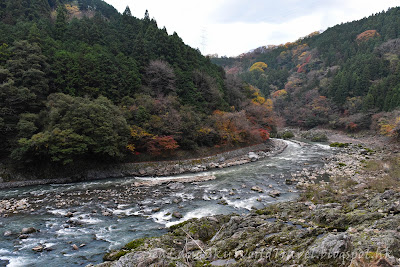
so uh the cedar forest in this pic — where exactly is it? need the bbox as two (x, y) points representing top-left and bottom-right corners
(2, 0), (400, 173)
(0, 0), (274, 171)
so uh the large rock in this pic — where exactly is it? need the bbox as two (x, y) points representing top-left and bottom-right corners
(184, 240), (204, 252)
(248, 152), (259, 161)
(111, 248), (166, 267)
(380, 189), (395, 200)
(172, 212), (183, 219)
(307, 233), (352, 263)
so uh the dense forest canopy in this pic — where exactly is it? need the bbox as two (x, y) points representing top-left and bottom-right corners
(0, 0), (276, 169)
(212, 7), (400, 137)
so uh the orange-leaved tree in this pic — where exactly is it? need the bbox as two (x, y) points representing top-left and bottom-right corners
(147, 135), (179, 156)
(356, 30), (380, 44)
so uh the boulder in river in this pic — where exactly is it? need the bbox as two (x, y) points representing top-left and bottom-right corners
(21, 227), (36, 234)
(269, 190), (281, 198)
(285, 179), (294, 185)
(102, 211), (112, 217)
(218, 199), (228, 205)
(19, 234), (29, 239)
(251, 186), (264, 193)
(172, 212), (183, 219)
(32, 245), (44, 252)
(3, 230), (12, 237)
(152, 207), (161, 212)
(173, 198), (182, 204)
(66, 219), (83, 226)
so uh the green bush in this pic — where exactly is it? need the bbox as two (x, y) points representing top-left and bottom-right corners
(103, 250), (128, 261)
(329, 142), (350, 148)
(123, 238), (145, 250)
(274, 130), (295, 139)
(301, 131), (328, 142)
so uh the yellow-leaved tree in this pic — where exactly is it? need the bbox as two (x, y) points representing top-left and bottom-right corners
(249, 62), (268, 72)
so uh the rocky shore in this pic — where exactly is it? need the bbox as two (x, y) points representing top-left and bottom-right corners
(0, 139), (286, 189)
(91, 131), (400, 267)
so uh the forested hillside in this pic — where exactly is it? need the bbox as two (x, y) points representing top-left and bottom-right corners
(212, 7), (400, 137)
(0, 0), (275, 170)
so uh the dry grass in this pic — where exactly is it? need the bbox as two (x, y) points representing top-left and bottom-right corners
(364, 157), (400, 193)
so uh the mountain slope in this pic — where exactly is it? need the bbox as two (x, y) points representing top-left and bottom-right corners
(0, 0), (275, 172)
(212, 7), (400, 135)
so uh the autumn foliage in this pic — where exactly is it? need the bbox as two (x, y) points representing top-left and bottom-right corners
(147, 136), (179, 156)
(272, 90), (288, 99)
(249, 62), (268, 72)
(356, 30), (380, 44)
(371, 111), (400, 138)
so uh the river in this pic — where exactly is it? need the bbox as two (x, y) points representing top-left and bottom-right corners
(0, 140), (333, 267)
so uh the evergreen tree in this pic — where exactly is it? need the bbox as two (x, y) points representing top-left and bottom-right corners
(54, 5), (67, 40)
(123, 6), (132, 17)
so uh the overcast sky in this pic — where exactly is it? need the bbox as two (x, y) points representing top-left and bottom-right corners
(103, 0), (399, 57)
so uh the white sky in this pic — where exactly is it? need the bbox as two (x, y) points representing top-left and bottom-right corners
(103, 0), (400, 57)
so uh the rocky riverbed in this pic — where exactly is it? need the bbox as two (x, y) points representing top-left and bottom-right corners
(3, 138), (336, 266)
(92, 132), (400, 267)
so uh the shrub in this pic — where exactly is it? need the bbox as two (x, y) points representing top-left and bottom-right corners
(273, 130), (295, 139)
(329, 142), (350, 148)
(123, 238), (146, 250)
(301, 131), (328, 142)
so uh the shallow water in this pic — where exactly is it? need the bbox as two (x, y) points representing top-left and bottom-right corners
(0, 140), (333, 267)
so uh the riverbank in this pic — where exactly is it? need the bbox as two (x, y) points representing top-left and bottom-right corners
(92, 130), (400, 267)
(0, 139), (287, 189)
